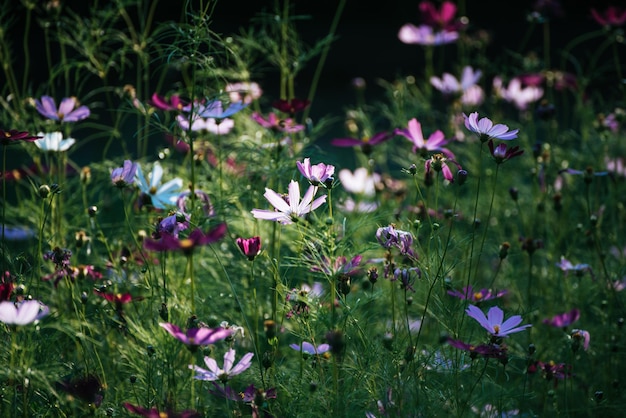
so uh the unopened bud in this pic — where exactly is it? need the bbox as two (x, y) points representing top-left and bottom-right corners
(39, 185), (51, 198)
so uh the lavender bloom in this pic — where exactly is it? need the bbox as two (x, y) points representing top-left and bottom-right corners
(35, 96), (90, 122)
(556, 257), (595, 279)
(394, 118), (453, 157)
(251, 180), (327, 225)
(157, 214), (189, 238)
(431, 66), (484, 105)
(466, 305), (531, 337)
(190, 348), (254, 383)
(463, 112), (519, 142)
(196, 100), (247, 118)
(176, 114), (235, 134)
(376, 225), (415, 256)
(543, 308), (580, 328)
(0, 300), (49, 325)
(297, 158), (335, 186)
(398, 24), (458, 45)
(111, 160), (138, 188)
(159, 323), (232, 347)
(493, 77), (544, 110)
(447, 285), (507, 303)
(289, 341), (331, 355)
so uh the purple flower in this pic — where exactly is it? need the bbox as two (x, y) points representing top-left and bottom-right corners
(0, 129), (41, 146)
(542, 308), (580, 328)
(430, 66), (483, 101)
(447, 338), (508, 362)
(176, 114), (235, 134)
(190, 348), (254, 383)
(236, 236), (262, 260)
(393, 267), (420, 292)
(331, 131), (392, 155)
(196, 100), (247, 118)
(398, 24), (458, 46)
(289, 341), (331, 355)
(394, 118), (453, 157)
(488, 139), (524, 164)
(528, 360), (571, 383)
(143, 223), (227, 254)
(157, 214), (189, 238)
(425, 153), (461, 182)
(111, 160), (138, 188)
(556, 257), (594, 279)
(159, 322), (232, 347)
(0, 300), (49, 325)
(376, 225), (415, 256)
(466, 305), (531, 337)
(447, 285), (507, 303)
(150, 93), (188, 111)
(35, 96), (90, 122)
(251, 180), (327, 225)
(311, 255), (362, 277)
(124, 402), (201, 418)
(571, 329), (590, 351)
(463, 112), (519, 142)
(296, 158), (335, 186)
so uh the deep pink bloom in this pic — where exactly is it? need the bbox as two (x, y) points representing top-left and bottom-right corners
(150, 93), (188, 111)
(488, 139), (524, 164)
(290, 341), (331, 355)
(124, 402), (201, 418)
(143, 223), (227, 254)
(419, 1), (461, 30)
(236, 236), (262, 260)
(543, 308), (580, 328)
(35, 96), (90, 122)
(463, 112), (519, 142)
(272, 98), (310, 114)
(424, 153), (461, 182)
(447, 338), (508, 362)
(395, 118), (453, 157)
(591, 6), (626, 27)
(251, 112), (304, 133)
(331, 131), (392, 154)
(96, 292), (135, 304)
(159, 322), (232, 347)
(528, 360), (571, 384)
(447, 285), (507, 302)
(297, 158), (335, 186)
(466, 305), (531, 337)
(0, 129), (41, 146)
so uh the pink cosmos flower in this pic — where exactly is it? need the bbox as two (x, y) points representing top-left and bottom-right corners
(556, 256), (595, 279)
(176, 114), (234, 134)
(190, 348), (254, 383)
(447, 285), (507, 303)
(419, 1), (460, 31)
(424, 153), (461, 182)
(236, 236), (262, 260)
(395, 118), (453, 157)
(225, 81), (262, 104)
(591, 6), (626, 27)
(0, 300), (49, 325)
(251, 112), (304, 133)
(543, 308), (580, 328)
(296, 158), (335, 186)
(488, 139), (524, 164)
(430, 66), (482, 96)
(463, 112), (519, 142)
(251, 180), (327, 225)
(338, 168), (380, 197)
(571, 329), (590, 351)
(124, 403), (200, 418)
(35, 96), (90, 122)
(331, 131), (392, 154)
(143, 224), (227, 254)
(493, 77), (544, 110)
(272, 98), (310, 114)
(0, 130), (41, 146)
(160, 322), (232, 347)
(110, 160), (138, 188)
(150, 93), (188, 111)
(398, 24), (458, 46)
(466, 305), (531, 337)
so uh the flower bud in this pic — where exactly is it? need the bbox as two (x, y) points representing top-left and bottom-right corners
(39, 185), (51, 198)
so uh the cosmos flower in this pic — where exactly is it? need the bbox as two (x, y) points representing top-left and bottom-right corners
(190, 348), (254, 383)
(34, 132), (76, 152)
(487, 139), (524, 164)
(542, 309), (580, 328)
(272, 98), (310, 114)
(149, 93), (188, 111)
(571, 329), (590, 351)
(527, 360), (571, 383)
(225, 81), (262, 104)
(395, 118), (453, 157)
(144, 223), (227, 254)
(236, 236), (262, 260)
(466, 305), (531, 337)
(463, 112), (519, 142)
(35, 96), (90, 122)
(376, 225), (415, 256)
(430, 66), (482, 96)
(251, 180), (326, 225)
(196, 100), (247, 119)
(424, 153), (461, 182)
(447, 338), (508, 362)
(296, 158), (335, 186)
(159, 322), (232, 347)
(135, 162), (183, 209)
(447, 285), (507, 303)
(398, 24), (458, 46)
(493, 77), (544, 110)
(111, 160), (138, 188)
(289, 341), (331, 355)
(331, 131), (392, 154)
(176, 114), (235, 134)
(124, 403), (201, 418)
(419, 1), (461, 31)
(0, 129), (41, 146)
(591, 6), (626, 27)
(0, 300), (49, 325)
(338, 167), (380, 197)
(251, 112), (304, 133)
(555, 256), (595, 279)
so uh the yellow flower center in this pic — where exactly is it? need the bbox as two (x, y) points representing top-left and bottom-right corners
(473, 292), (483, 301)
(180, 239), (194, 250)
(493, 325), (500, 334)
(149, 186), (158, 195)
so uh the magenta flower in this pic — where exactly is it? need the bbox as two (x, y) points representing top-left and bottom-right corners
(0, 129), (41, 146)
(591, 6), (626, 27)
(190, 348), (254, 383)
(447, 285), (507, 303)
(463, 112), (519, 142)
(398, 24), (458, 46)
(528, 360), (571, 383)
(251, 180), (327, 225)
(447, 338), (508, 362)
(331, 131), (392, 154)
(110, 160), (138, 188)
(236, 236), (262, 260)
(466, 305), (531, 337)
(0, 300), (49, 325)
(571, 329), (590, 351)
(150, 93), (188, 111)
(143, 223), (227, 254)
(251, 112), (304, 133)
(124, 403), (201, 418)
(395, 118), (453, 157)
(296, 158), (335, 186)
(543, 308), (580, 328)
(290, 341), (331, 355)
(487, 139), (524, 164)
(424, 153), (461, 182)
(35, 96), (90, 122)
(160, 322), (232, 347)
(419, 1), (461, 30)
(272, 98), (310, 114)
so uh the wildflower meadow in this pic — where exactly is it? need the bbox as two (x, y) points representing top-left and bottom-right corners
(2, 0), (626, 416)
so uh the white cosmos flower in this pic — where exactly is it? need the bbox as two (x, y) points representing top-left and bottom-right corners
(251, 180), (327, 225)
(338, 167), (380, 197)
(35, 132), (76, 152)
(134, 162), (183, 209)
